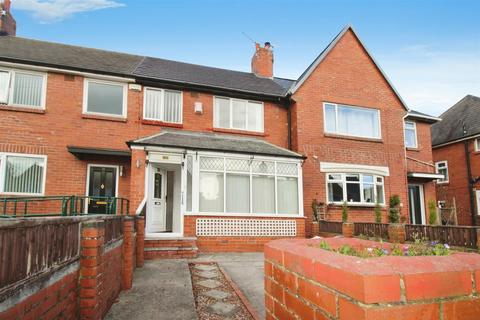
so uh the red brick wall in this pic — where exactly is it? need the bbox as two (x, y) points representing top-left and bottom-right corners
(0, 72), (288, 207)
(291, 29), (408, 235)
(265, 238), (480, 320)
(0, 269), (78, 320)
(184, 215), (306, 252)
(433, 139), (479, 225)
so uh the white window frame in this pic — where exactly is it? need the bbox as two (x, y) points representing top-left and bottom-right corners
(213, 96), (264, 133)
(185, 152), (302, 217)
(0, 67), (47, 110)
(474, 138), (480, 152)
(143, 87), (183, 124)
(326, 172), (385, 206)
(0, 152), (48, 196)
(83, 78), (127, 118)
(323, 102), (382, 139)
(435, 161), (449, 184)
(404, 120), (418, 148)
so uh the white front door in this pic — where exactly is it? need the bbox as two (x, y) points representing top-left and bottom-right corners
(147, 168), (167, 232)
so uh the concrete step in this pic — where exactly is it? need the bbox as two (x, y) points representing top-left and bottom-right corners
(144, 237), (198, 259)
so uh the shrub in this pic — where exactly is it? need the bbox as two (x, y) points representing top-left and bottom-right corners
(388, 194), (400, 223)
(374, 202), (382, 223)
(342, 201), (348, 222)
(428, 200), (438, 225)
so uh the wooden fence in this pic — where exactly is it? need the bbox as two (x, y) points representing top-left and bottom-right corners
(0, 218), (80, 290)
(405, 224), (478, 249)
(105, 217), (124, 245)
(319, 220), (343, 234)
(354, 222), (389, 239)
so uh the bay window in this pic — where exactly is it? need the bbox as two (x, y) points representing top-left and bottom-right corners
(195, 155), (300, 215)
(84, 79), (127, 117)
(0, 153), (47, 195)
(143, 87), (182, 123)
(324, 102), (381, 139)
(0, 69), (46, 109)
(214, 97), (264, 132)
(327, 173), (384, 205)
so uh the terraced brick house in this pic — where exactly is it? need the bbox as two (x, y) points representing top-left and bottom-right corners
(432, 95), (480, 226)
(0, 2), (440, 254)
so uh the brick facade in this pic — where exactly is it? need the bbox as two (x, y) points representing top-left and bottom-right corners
(433, 139), (479, 225)
(0, 25), (440, 250)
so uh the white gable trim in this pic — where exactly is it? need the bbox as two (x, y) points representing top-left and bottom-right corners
(320, 162), (390, 176)
(288, 25), (410, 112)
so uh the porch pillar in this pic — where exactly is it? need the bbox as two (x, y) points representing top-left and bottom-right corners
(129, 149), (147, 215)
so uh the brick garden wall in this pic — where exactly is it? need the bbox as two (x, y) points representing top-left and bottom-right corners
(265, 238), (480, 320)
(184, 215), (306, 252)
(0, 215), (144, 320)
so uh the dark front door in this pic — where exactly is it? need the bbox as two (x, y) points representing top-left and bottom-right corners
(408, 184), (424, 224)
(88, 166), (117, 214)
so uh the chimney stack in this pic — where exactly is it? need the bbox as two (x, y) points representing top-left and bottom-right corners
(0, 0), (16, 36)
(251, 42), (273, 78)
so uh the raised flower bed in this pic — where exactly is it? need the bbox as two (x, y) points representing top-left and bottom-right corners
(265, 237), (480, 320)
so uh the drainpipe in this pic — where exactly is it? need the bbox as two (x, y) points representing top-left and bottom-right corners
(285, 96), (292, 150)
(464, 139), (477, 225)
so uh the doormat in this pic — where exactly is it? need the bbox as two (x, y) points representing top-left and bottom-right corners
(189, 262), (255, 320)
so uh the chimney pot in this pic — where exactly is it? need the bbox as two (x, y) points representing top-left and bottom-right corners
(251, 41), (274, 78)
(0, 0), (16, 36)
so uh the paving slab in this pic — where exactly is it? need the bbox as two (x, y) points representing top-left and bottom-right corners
(191, 253), (265, 319)
(196, 270), (218, 279)
(202, 289), (231, 300)
(105, 259), (197, 320)
(197, 279), (221, 289)
(206, 301), (239, 317)
(194, 264), (217, 271)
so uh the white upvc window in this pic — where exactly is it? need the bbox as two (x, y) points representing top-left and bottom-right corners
(143, 87), (183, 124)
(194, 155), (300, 215)
(404, 121), (418, 148)
(474, 138), (480, 152)
(435, 161), (449, 184)
(214, 96), (264, 132)
(326, 173), (385, 205)
(0, 153), (47, 195)
(83, 78), (127, 117)
(323, 102), (381, 139)
(0, 68), (47, 109)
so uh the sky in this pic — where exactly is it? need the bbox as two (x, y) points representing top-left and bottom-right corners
(10, 0), (480, 116)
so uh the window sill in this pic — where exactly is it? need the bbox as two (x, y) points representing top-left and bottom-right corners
(327, 203), (386, 208)
(324, 133), (383, 143)
(82, 114), (127, 122)
(185, 213), (305, 218)
(212, 127), (266, 137)
(141, 119), (183, 128)
(0, 104), (45, 114)
(406, 147), (420, 152)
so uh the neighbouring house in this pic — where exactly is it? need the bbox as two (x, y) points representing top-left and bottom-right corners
(0, 2), (440, 254)
(432, 95), (480, 226)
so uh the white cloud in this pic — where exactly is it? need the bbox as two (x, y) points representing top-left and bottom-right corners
(379, 45), (480, 116)
(14, 0), (125, 23)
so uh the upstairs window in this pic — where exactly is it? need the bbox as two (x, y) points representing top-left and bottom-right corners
(324, 103), (381, 139)
(84, 79), (126, 117)
(0, 69), (46, 109)
(404, 121), (418, 148)
(214, 97), (264, 132)
(435, 161), (449, 184)
(143, 87), (182, 123)
(474, 138), (480, 152)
